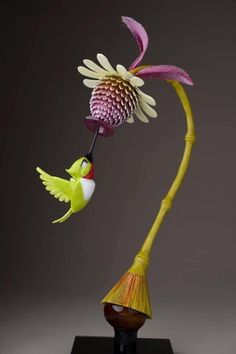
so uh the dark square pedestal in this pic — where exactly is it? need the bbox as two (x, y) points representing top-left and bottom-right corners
(71, 336), (174, 354)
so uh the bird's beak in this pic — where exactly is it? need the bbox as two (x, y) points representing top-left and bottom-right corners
(85, 152), (93, 162)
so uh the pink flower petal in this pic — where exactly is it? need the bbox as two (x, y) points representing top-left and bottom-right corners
(136, 65), (194, 85)
(122, 16), (148, 70)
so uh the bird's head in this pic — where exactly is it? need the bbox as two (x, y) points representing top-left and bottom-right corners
(66, 155), (94, 179)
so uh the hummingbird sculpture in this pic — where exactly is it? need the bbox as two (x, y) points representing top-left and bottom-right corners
(36, 130), (98, 223)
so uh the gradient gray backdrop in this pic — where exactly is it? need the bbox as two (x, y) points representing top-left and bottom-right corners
(1, 1), (236, 353)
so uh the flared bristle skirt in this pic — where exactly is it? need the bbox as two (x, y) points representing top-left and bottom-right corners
(102, 271), (152, 318)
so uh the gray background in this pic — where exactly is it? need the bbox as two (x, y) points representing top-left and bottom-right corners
(1, 1), (236, 353)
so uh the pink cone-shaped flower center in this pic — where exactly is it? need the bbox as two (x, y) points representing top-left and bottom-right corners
(90, 76), (138, 127)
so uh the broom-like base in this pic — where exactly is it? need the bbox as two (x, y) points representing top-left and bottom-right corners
(102, 271), (151, 318)
(101, 254), (151, 318)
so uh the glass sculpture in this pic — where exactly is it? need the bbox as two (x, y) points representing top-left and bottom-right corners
(36, 16), (195, 353)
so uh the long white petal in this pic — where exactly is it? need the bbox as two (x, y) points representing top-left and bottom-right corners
(116, 64), (133, 80)
(139, 99), (158, 118)
(83, 59), (107, 74)
(77, 66), (100, 79)
(116, 64), (128, 77)
(126, 115), (134, 123)
(138, 90), (156, 106)
(97, 54), (116, 73)
(83, 79), (100, 88)
(135, 106), (149, 123)
(130, 76), (144, 87)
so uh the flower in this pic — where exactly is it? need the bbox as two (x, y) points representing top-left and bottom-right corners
(78, 16), (193, 137)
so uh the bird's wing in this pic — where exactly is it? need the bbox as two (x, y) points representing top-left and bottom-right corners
(36, 167), (72, 203)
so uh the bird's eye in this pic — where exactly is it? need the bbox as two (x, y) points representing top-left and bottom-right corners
(81, 160), (88, 169)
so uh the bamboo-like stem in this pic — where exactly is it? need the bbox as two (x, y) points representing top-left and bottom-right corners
(129, 80), (196, 273)
(102, 80), (195, 318)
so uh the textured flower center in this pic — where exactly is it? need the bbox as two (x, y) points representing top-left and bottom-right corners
(90, 75), (139, 127)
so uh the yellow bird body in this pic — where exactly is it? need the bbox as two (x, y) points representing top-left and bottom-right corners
(36, 156), (95, 223)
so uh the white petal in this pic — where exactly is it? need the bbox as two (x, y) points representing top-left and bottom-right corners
(97, 53), (116, 73)
(126, 115), (134, 123)
(116, 64), (127, 77)
(135, 106), (149, 123)
(130, 76), (144, 87)
(138, 90), (156, 106)
(139, 99), (158, 118)
(83, 79), (100, 88)
(83, 59), (107, 74)
(116, 64), (133, 80)
(77, 66), (100, 79)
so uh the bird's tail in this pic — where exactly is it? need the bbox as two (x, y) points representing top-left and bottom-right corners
(52, 209), (73, 224)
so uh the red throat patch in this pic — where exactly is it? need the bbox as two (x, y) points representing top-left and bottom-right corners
(84, 164), (94, 179)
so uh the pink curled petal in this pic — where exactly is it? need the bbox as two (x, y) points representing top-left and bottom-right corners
(122, 16), (148, 69)
(136, 65), (194, 85)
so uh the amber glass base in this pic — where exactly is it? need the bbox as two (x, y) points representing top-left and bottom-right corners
(104, 303), (147, 353)
(104, 303), (147, 331)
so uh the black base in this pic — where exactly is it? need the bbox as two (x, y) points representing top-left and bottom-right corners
(71, 336), (174, 354)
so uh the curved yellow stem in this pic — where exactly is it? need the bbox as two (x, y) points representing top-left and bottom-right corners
(102, 80), (196, 317)
(129, 80), (196, 274)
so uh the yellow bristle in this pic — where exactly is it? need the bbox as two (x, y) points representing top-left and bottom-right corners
(101, 256), (152, 318)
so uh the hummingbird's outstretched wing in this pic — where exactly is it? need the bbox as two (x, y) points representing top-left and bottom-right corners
(36, 167), (72, 203)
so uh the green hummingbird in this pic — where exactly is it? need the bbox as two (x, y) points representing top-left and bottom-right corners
(36, 129), (100, 224)
(36, 153), (95, 223)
